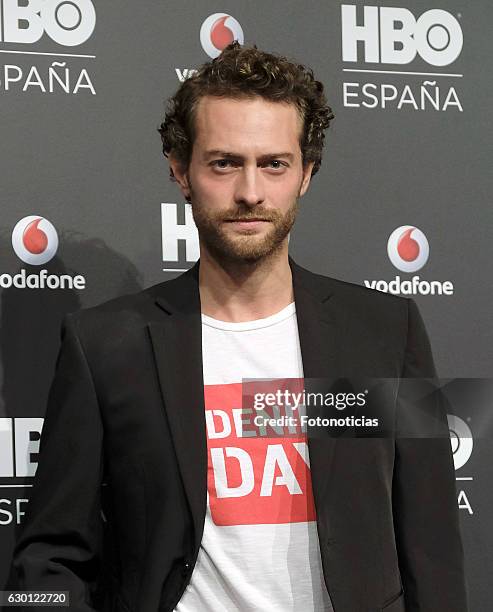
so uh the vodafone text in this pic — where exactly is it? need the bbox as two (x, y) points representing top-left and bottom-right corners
(0, 269), (86, 290)
(364, 275), (454, 296)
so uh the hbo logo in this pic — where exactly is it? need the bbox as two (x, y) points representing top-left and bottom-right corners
(0, 0), (96, 46)
(341, 5), (463, 67)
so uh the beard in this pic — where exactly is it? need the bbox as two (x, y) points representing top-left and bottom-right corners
(190, 194), (300, 264)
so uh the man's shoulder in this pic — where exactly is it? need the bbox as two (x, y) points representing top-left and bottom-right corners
(64, 275), (180, 340)
(66, 263), (410, 338)
(295, 262), (412, 344)
(296, 262), (408, 310)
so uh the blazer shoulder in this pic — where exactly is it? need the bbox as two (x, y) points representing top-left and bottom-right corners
(63, 276), (177, 341)
(297, 264), (413, 348)
(300, 263), (409, 310)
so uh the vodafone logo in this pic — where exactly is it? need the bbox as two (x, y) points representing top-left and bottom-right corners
(3, 215), (85, 290)
(364, 224), (452, 295)
(387, 225), (429, 273)
(12, 216), (59, 265)
(364, 225), (454, 295)
(200, 13), (244, 58)
(175, 13), (243, 82)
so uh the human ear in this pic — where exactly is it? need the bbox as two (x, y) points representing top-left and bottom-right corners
(299, 161), (315, 197)
(168, 154), (191, 201)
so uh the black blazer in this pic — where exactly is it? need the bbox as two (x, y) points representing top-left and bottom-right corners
(7, 256), (468, 612)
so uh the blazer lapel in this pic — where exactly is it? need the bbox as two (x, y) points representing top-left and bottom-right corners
(289, 256), (346, 515)
(148, 261), (207, 553)
(147, 257), (346, 549)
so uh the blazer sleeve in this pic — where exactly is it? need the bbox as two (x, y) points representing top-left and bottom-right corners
(6, 313), (104, 612)
(392, 298), (469, 611)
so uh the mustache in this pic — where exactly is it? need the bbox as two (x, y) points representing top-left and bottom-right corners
(221, 209), (280, 222)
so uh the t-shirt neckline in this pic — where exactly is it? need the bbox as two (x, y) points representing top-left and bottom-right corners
(201, 301), (296, 332)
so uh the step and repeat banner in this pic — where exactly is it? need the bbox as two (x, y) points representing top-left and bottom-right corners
(0, 1), (491, 610)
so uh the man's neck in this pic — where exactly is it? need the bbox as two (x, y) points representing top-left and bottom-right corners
(198, 245), (294, 323)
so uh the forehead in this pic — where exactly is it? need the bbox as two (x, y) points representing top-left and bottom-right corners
(192, 96), (303, 154)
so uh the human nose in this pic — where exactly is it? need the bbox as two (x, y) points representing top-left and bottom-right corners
(233, 165), (265, 207)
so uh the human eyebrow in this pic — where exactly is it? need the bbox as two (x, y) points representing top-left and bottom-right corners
(203, 150), (294, 162)
(203, 150), (241, 161)
(257, 152), (294, 163)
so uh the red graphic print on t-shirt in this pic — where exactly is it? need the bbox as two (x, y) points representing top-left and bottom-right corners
(204, 378), (316, 526)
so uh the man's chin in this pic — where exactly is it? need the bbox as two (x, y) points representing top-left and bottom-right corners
(204, 234), (284, 263)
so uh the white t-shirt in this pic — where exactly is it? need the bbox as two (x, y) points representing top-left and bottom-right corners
(175, 302), (334, 612)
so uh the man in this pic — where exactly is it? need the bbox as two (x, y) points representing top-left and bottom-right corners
(8, 43), (467, 612)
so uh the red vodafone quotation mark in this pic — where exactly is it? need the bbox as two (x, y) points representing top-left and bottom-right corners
(22, 218), (49, 255)
(210, 16), (235, 50)
(397, 227), (420, 262)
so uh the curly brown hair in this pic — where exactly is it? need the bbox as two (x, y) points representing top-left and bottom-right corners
(158, 41), (334, 180)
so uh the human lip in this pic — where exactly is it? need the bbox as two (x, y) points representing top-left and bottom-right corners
(224, 218), (269, 222)
(224, 219), (270, 230)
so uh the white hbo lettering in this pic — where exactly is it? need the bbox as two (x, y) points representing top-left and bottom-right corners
(0, 0), (96, 46)
(161, 203), (199, 263)
(0, 499), (29, 526)
(343, 81), (462, 112)
(0, 418), (43, 526)
(341, 5), (463, 67)
(1, 62), (95, 94)
(0, 418), (43, 478)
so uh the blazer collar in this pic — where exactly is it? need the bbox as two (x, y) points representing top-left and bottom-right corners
(153, 255), (335, 318)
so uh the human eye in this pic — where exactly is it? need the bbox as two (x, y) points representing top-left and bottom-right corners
(211, 159), (239, 170)
(262, 159), (288, 171)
